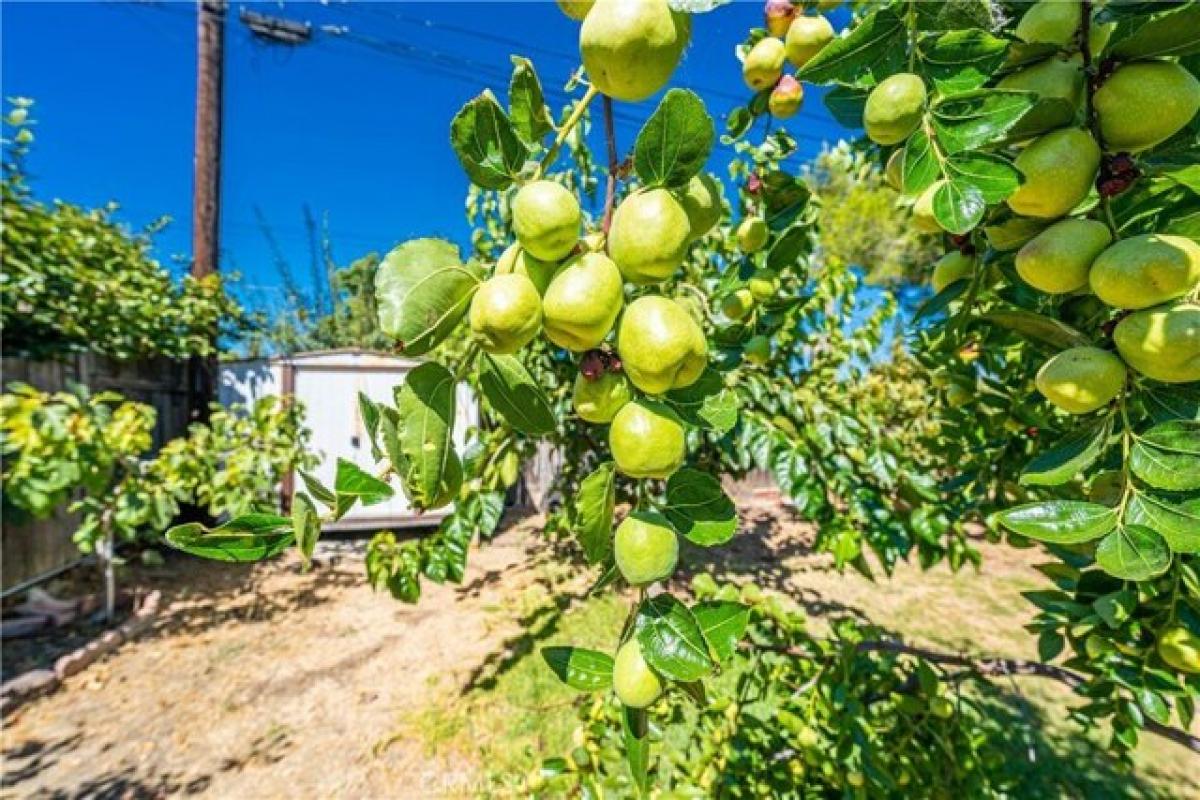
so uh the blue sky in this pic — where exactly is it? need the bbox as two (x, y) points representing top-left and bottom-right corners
(2, 1), (852, 313)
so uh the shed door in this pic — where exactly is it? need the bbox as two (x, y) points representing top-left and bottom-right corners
(292, 365), (477, 530)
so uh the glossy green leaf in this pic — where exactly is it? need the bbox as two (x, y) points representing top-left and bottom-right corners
(663, 468), (738, 546)
(392, 363), (460, 509)
(299, 469), (337, 510)
(449, 90), (528, 190)
(932, 178), (986, 234)
(914, 277), (969, 322)
(1111, 4), (1200, 59)
(931, 89), (1037, 153)
(622, 705), (650, 798)
(997, 501), (1117, 543)
(575, 462), (616, 565)
(692, 600), (749, 664)
(665, 368), (739, 435)
(333, 458), (394, 508)
(1127, 493), (1200, 553)
(292, 492), (321, 567)
(634, 89), (715, 188)
(823, 86), (868, 128)
(477, 354), (556, 436)
(635, 593), (714, 682)
(1131, 421), (1200, 491)
(540, 646), (614, 691)
(901, 130), (940, 195)
(1020, 417), (1111, 487)
(944, 152), (1021, 204)
(981, 310), (1092, 349)
(796, 8), (906, 86)
(375, 238), (479, 356)
(165, 514), (293, 562)
(357, 392), (383, 461)
(918, 29), (1009, 95)
(508, 56), (553, 145)
(1095, 525), (1172, 581)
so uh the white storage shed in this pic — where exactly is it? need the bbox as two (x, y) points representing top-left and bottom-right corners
(219, 348), (479, 530)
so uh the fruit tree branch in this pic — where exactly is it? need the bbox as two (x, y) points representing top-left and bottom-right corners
(601, 94), (619, 236)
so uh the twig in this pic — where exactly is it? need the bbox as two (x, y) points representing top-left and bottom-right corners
(536, 85), (599, 180)
(601, 94), (619, 236)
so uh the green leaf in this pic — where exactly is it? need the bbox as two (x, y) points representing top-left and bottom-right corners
(292, 493), (321, 567)
(634, 89), (715, 188)
(508, 56), (553, 145)
(997, 501), (1118, 544)
(540, 646), (614, 691)
(1131, 421), (1200, 491)
(932, 178), (986, 234)
(1020, 417), (1111, 487)
(981, 310), (1091, 349)
(477, 354), (556, 436)
(375, 238), (480, 356)
(796, 8), (906, 86)
(913, 278), (969, 323)
(691, 600), (749, 664)
(449, 90), (528, 190)
(622, 705), (650, 798)
(944, 152), (1021, 204)
(635, 594), (714, 682)
(931, 89), (1038, 154)
(1094, 589), (1137, 628)
(1136, 688), (1172, 726)
(1127, 493), (1200, 553)
(918, 29), (1009, 95)
(761, 170), (811, 230)
(392, 363), (460, 509)
(333, 458), (394, 507)
(1111, 4), (1200, 59)
(663, 468), (737, 546)
(165, 514), (293, 562)
(765, 224), (810, 272)
(575, 462), (616, 565)
(665, 368), (739, 435)
(299, 469), (337, 510)
(1095, 525), (1172, 581)
(357, 392), (384, 461)
(901, 130), (940, 195)
(823, 86), (868, 128)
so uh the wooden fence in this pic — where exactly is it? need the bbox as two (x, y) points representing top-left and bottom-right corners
(2, 354), (194, 595)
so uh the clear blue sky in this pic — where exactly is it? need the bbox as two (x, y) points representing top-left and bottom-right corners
(2, 1), (852, 314)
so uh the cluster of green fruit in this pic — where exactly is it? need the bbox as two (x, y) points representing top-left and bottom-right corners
(742, 0), (841, 120)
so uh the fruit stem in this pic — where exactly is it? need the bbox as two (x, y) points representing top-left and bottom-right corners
(602, 94), (619, 236)
(535, 84), (600, 180)
(1079, 0), (1123, 241)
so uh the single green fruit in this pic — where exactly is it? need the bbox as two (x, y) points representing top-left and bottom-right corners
(744, 335), (772, 365)
(769, 75), (804, 119)
(1114, 302), (1200, 384)
(608, 188), (692, 284)
(610, 401), (686, 478)
(580, 0), (690, 102)
(556, 0), (594, 21)
(742, 36), (786, 92)
(930, 697), (955, 719)
(613, 639), (664, 708)
(984, 216), (1051, 251)
(847, 772), (865, 789)
(945, 383), (971, 408)
(680, 173), (723, 241)
(785, 14), (834, 67)
(543, 252), (624, 351)
(737, 217), (770, 252)
(512, 180), (581, 261)
(997, 54), (1085, 137)
(1088, 470), (1124, 506)
(863, 73), (926, 146)
(912, 180), (946, 233)
(1015, 0), (1079, 46)
(931, 251), (974, 293)
(468, 274), (543, 354)
(1095, 61), (1200, 153)
(573, 371), (632, 423)
(1016, 218), (1112, 294)
(1157, 627), (1200, 674)
(495, 243), (561, 295)
(614, 511), (679, 585)
(1007, 128), (1100, 219)
(721, 288), (756, 321)
(1035, 346), (1126, 414)
(748, 269), (779, 302)
(618, 295), (707, 394)
(885, 149), (903, 192)
(1089, 234), (1200, 310)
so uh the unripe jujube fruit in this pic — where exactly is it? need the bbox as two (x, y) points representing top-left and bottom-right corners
(785, 14), (834, 68)
(744, 335), (772, 365)
(613, 638), (664, 708)
(1015, 218), (1111, 294)
(885, 150), (903, 192)
(580, 0), (690, 102)
(1157, 627), (1200, 674)
(1007, 128), (1100, 219)
(512, 180), (581, 261)
(912, 180), (945, 233)
(542, 252), (624, 351)
(769, 75), (804, 119)
(737, 217), (770, 252)
(1114, 302), (1200, 384)
(608, 188), (692, 284)
(743, 37), (786, 91)
(609, 400), (687, 478)
(997, 54), (1085, 137)
(614, 511), (679, 585)
(1089, 234), (1200, 310)
(930, 251), (974, 293)
(863, 73), (926, 146)
(573, 371), (632, 423)
(748, 269), (779, 302)
(468, 273), (543, 354)
(495, 243), (561, 295)
(618, 295), (707, 394)
(679, 173), (723, 240)
(1094, 61), (1200, 153)
(1015, 0), (1079, 46)
(1035, 347), (1126, 414)
(722, 289), (755, 321)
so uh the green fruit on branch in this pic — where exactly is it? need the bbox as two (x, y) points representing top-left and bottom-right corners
(1035, 346), (1126, 414)
(748, 269), (779, 302)
(764, 0), (794, 38)
(573, 371), (632, 423)
(618, 295), (707, 394)
(1089, 234), (1200, 310)
(737, 216), (770, 252)
(744, 335), (772, 365)
(679, 173), (723, 240)
(580, 0), (690, 102)
(512, 180), (581, 261)
(885, 149), (903, 192)
(609, 400), (686, 478)
(912, 180), (946, 233)
(614, 511), (679, 585)
(997, 54), (1084, 137)
(1007, 128), (1100, 219)
(1114, 301), (1200, 384)
(1015, 0), (1079, 46)
(721, 288), (756, 321)
(608, 188), (692, 283)
(742, 37), (786, 91)
(1094, 61), (1200, 153)
(557, 0), (595, 21)
(785, 14), (834, 68)
(768, 75), (804, 119)
(863, 73), (926, 146)
(542, 252), (625, 351)
(495, 243), (561, 295)
(1157, 626), (1200, 674)
(469, 273), (544, 354)
(1015, 218), (1111, 294)
(984, 216), (1050, 251)
(613, 638), (665, 708)
(931, 251), (974, 293)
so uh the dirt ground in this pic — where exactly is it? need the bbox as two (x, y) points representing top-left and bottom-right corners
(2, 503), (1198, 799)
